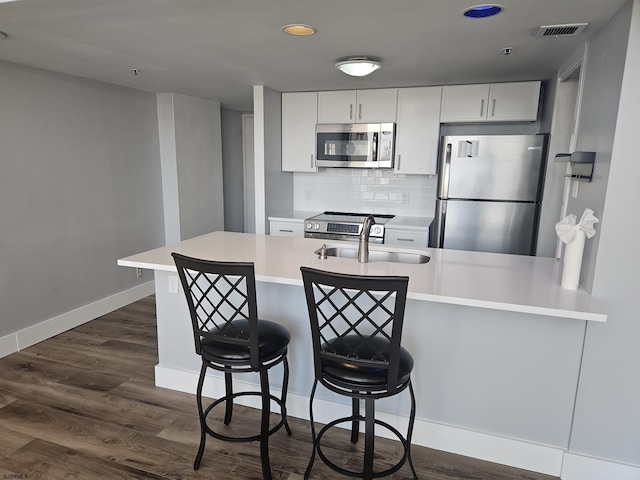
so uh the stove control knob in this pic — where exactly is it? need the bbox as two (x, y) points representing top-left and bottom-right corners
(306, 222), (312, 230)
(314, 223), (320, 230)
(372, 225), (383, 236)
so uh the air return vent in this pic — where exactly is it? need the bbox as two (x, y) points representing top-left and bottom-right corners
(535, 23), (588, 38)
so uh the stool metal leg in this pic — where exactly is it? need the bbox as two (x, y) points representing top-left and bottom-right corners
(223, 371), (233, 425)
(304, 379), (318, 479)
(407, 380), (418, 480)
(351, 398), (359, 444)
(281, 356), (292, 435)
(259, 368), (273, 480)
(363, 397), (375, 480)
(194, 362), (208, 470)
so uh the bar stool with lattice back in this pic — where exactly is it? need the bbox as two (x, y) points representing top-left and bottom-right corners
(172, 253), (292, 480)
(300, 266), (418, 480)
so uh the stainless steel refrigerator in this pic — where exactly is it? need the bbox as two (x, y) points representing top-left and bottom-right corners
(431, 134), (548, 255)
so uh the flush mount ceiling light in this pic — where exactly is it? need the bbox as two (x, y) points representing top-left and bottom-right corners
(335, 57), (381, 77)
(281, 24), (316, 36)
(463, 4), (504, 18)
(0, 0), (22, 3)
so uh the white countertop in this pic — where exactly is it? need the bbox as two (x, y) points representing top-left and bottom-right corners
(118, 231), (606, 322)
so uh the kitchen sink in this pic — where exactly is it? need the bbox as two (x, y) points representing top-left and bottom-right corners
(315, 245), (430, 264)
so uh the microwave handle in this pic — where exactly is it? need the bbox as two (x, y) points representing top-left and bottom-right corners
(372, 132), (378, 161)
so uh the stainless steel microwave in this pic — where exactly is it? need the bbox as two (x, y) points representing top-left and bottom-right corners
(316, 123), (395, 168)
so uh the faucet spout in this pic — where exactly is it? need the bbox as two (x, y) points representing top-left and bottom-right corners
(358, 215), (375, 263)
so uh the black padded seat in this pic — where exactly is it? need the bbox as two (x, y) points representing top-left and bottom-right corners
(301, 267), (418, 480)
(201, 319), (290, 363)
(321, 335), (414, 387)
(173, 253), (291, 480)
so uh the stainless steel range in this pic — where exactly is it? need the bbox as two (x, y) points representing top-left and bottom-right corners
(304, 212), (395, 244)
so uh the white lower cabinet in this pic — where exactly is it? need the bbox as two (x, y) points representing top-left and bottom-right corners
(385, 227), (429, 247)
(269, 220), (304, 237)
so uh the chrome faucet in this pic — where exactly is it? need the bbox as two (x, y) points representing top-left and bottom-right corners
(358, 215), (375, 263)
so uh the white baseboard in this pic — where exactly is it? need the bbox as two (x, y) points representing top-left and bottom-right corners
(0, 282), (154, 359)
(561, 452), (640, 480)
(0, 335), (18, 360)
(154, 365), (564, 477)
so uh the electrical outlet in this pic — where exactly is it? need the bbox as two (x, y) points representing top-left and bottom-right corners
(168, 275), (179, 294)
(136, 267), (143, 278)
(402, 192), (410, 204)
(305, 189), (311, 201)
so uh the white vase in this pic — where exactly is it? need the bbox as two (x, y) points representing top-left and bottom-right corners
(561, 229), (586, 290)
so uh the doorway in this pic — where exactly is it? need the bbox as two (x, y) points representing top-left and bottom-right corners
(536, 44), (588, 258)
(242, 114), (256, 234)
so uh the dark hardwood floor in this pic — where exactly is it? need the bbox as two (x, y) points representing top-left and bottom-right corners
(0, 296), (558, 479)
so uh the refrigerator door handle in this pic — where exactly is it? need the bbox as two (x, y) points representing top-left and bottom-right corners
(433, 200), (447, 248)
(438, 143), (452, 199)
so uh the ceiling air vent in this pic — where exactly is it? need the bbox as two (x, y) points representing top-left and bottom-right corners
(535, 23), (588, 38)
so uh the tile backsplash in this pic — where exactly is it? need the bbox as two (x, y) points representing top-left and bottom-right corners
(293, 169), (437, 217)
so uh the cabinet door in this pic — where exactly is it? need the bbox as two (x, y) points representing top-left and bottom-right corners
(317, 90), (357, 123)
(356, 89), (398, 123)
(385, 228), (429, 247)
(395, 87), (442, 175)
(282, 92), (318, 172)
(269, 220), (304, 237)
(440, 84), (490, 122)
(488, 81), (541, 122)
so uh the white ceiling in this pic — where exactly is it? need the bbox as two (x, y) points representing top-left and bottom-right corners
(0, 0), (628, 111)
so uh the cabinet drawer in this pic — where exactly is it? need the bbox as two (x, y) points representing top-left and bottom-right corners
(385, 230), (428, 247)
(269, 221), (304, 237)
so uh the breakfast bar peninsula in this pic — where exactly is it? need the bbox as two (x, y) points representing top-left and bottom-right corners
(118, 231), (606, 477)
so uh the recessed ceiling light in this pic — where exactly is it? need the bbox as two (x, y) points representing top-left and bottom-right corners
(463, 5), (504, 18)
(281, 24), (317, 36)
(335, 57), (381, 77)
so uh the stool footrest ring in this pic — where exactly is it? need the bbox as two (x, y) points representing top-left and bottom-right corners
(315, 415), (410, 478)
(203, 391), (288, 442)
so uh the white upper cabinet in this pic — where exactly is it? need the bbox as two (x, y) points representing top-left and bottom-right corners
(488, 81), (541, 121)
(356, 89), (398, 122)
(440, 84), (490, 122)
(440, 81), (541, 123)
(282, 91), (318, 172)
(317, 89), (398, 124)
(317, 90), (356, 123)
(395, 86), (443, 175)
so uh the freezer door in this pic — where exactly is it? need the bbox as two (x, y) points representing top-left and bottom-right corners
(441, 135), (547, 202)
(436, 199), (539, 255)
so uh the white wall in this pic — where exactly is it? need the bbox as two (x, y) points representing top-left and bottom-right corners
(0, 60), (165, 338)
(567, 5), (630, 292)
(157, 93), (224, 242)
(253, 86), (293, 232)
(221, 107), (245, 232)
(568, 0), (640, 468)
